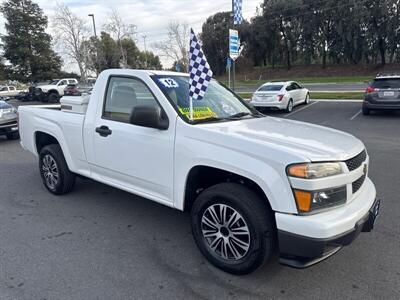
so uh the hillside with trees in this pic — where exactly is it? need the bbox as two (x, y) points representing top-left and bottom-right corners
(201, 0), (400, 76)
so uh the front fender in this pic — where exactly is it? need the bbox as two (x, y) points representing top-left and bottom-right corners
(173, 141), (298, 214)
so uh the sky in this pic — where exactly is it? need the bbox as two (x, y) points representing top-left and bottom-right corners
(0, 0), (263, 72)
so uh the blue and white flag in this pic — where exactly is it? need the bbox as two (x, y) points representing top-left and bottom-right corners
(189, 28), (213, 101)
(233, 0), (243, 25)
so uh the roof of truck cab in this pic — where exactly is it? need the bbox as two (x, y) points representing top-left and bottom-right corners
(101, 69), (189, 78)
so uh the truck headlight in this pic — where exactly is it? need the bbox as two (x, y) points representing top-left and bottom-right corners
(287, 162), (343, 179)
(293, 186), (347, 213)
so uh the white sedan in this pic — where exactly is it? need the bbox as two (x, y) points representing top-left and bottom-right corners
(250, 81), (309, 112)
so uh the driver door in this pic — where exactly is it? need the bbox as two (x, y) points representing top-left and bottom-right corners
(90, 76), (175, 204)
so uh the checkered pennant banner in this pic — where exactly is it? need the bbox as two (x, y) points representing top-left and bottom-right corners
(189, 28), (213, 101)
(233, 0), (243, 25)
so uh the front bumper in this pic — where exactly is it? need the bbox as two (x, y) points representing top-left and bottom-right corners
(278, 198), (380, 268)
(275, 177), (379, 268)
(0, 120), (18, 136)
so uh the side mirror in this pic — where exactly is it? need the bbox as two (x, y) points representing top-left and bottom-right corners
(129, 105), (169, 130)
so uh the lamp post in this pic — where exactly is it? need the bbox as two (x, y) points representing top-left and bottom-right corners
(142, 34), (148, 68)
(88, 14), (98, 76)
(88, 14), (97, 38)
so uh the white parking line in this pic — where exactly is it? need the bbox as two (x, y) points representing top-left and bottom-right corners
(284, 101), (318, 117)
(350, 109), (362, 120)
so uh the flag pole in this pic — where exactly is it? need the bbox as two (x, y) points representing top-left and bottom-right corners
(189, 96), (193, 121)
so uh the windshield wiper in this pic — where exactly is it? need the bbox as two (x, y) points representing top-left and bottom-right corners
(227, 112), (251, 119)
(190, 116), (225, 124)
(227, 112), (264, 119)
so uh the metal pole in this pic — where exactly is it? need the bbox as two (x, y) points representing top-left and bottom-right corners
(233, 59), (235, 92)
(142, 34), (148, 68)
(88, 14), (98, 76)
(228, 61), (231, 89)
(88, 14), (97, 38)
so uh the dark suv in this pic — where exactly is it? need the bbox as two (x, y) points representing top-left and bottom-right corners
(363, 75), (400, 115)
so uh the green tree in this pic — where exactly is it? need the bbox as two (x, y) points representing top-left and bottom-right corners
(0, 0), (62, 82)
(201, 12), (232, 76)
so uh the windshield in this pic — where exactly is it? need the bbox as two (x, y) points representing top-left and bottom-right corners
(152, 75), (259, 123)
(257, 85), (283, 92)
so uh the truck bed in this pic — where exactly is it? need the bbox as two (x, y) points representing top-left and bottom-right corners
(18, 104), (89, 175)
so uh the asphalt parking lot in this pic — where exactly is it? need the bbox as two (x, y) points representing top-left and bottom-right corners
(0, 100), (399, 299)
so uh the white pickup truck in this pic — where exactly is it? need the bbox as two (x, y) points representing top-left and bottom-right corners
(19, 69), (380, 274)
(0, 85), (20, 97)
(35, 78), (78, 102)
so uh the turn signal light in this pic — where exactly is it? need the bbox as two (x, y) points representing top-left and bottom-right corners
(293, 190), (312, 212)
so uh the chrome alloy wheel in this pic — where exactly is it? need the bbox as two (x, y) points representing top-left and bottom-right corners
(287, 100), (293, 112)
(42, 154), (59, 190)
(201, 204), (251, 260)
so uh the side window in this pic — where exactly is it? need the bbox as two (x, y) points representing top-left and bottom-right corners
(68, 80), (76, 84)
(103, 76), (160, 123)
(10, 86), (16, 91)
(293, 83), (301, 89)
(286, 84), (293, 91)
(58, 80), (68, 86)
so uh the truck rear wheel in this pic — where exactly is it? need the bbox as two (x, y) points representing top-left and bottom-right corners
(191, 183), (275, 275)
(39, 144), (75, 195)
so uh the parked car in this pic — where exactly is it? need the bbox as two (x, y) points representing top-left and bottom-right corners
(64, 82), (94, 96)
(19, 69), (379, 275)
(0, 100), (19, 140)
(363, 74), (400, 115)
(250, 81), (309, 112)
(0, 85), (21, 98)
(35, 78), (79, 103)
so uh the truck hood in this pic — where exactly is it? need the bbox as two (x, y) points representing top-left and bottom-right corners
(199, 117), (364, 162)
(36, 85), (55, 90)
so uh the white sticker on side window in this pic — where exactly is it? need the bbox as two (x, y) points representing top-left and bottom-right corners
(158, 78), (179, 88)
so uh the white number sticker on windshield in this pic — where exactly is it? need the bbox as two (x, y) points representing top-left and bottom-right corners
(159, 78), (179, 88)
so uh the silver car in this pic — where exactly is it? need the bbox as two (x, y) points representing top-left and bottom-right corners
(250, 81), (309, 112)
(0, 100), (19, 140)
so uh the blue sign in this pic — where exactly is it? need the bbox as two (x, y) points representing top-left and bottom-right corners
(226, 57), (232, 69)
(229, 29), (239, 60)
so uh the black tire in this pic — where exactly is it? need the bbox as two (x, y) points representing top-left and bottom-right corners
(39, 144), (75, 195)
(285, 99), (293, 113)
(362, 106), (370, 115)
(6, 132), (20, 140)
(48, 93), (60, 103)
(191, 183), (275, 275)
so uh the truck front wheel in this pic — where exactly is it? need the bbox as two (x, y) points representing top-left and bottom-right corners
(39, 144), (75, 195)
(191, 183), (275, 275)
(48, 92), (60, 103)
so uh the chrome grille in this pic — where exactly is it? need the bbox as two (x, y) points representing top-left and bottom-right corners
(345, 150), (367, 171)
(352, 174), (366, 194)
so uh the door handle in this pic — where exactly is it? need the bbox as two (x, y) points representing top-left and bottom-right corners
(95, 125), (112, 137)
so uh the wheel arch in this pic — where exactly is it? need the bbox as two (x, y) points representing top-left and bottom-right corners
(183, 165), (274, 215)
(34, 131), (74, 172)
(35, 131), (60, 154)
(48, 89), (59, 95)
